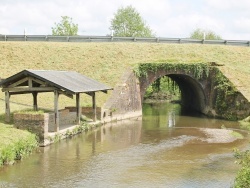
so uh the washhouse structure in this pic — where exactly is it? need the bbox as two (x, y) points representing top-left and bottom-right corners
(0, 70), (112, 132)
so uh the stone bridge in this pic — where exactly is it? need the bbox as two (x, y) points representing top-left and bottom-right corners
(102, 63), (250, 122)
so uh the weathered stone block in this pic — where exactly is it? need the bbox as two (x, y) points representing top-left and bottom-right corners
(14, 113), (49, 142)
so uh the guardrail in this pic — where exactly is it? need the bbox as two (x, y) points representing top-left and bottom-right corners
(0, 35), (249, 47)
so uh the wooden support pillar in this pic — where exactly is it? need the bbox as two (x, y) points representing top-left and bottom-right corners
(5, 91), (10, 123)
(76, 93), (81, 125)
(32, 92), (38, 111)
(54, 90), (59, 132)
(92, 92), (97, 122)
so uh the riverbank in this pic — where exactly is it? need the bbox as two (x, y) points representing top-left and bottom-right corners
(0, 121), (37, 166)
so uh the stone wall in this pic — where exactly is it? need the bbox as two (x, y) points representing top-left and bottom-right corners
(13, 107), (102, 143)
(14, 113), (49, 142)
(102, 70), (142, 122)
(48, 109), (77, 132)
(14, 109), (78, 143)
(65, 106), (102, 120)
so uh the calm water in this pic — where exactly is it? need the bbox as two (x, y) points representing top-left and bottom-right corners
(0, 103), (249, 188)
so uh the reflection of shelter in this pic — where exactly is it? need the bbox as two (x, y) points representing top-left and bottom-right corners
(0, 70), (112, 132)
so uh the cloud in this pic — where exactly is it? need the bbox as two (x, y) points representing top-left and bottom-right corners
(0, 0), (250, 39)
(154, 13), (224, 38)
(206, 0), (250, 11)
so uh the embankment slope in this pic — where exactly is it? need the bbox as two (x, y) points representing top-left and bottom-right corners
(0, 42), (250, 111)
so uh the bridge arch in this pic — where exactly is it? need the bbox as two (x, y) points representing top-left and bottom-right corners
(139, 71), (207, 114)
(103, 63), (250, 122)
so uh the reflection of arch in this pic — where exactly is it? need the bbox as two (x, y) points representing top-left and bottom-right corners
(140, 73), (207, 114)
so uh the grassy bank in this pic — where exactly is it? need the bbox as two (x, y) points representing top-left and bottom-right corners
(0, 42), (250, 109)
(0, 41), (250, 167)
(0, 118), (37, 166)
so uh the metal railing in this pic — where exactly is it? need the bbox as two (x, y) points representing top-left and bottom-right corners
(0, 35), (249, 47)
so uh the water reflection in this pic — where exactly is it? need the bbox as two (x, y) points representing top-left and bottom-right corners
(168, 111), (176, 127)
(0, 102), (249, 188)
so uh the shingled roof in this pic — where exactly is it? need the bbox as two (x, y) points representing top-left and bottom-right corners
(0, 70), (112, 94)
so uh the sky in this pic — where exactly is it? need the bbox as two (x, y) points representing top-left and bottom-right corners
(0, 0), (250, 40)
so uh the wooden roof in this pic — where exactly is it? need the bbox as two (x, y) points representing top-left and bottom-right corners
(0, 70), (112, 95)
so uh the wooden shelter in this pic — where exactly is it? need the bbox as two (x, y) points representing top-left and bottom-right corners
(0, 70), (112, 132)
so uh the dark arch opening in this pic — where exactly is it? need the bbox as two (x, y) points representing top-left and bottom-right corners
(168, 74), (206, 114)
(142, 74), (207, 115)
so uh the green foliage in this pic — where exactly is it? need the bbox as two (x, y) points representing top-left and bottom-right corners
(239, 116), (250, 131)
(214, 69), (238, 120)
(234, 149), (250, 187)
(15, 109), (50, 114)
(151, 78), (161, 93)
(230, 131), (244, 139)
(133, 63), (210, 79)
(52, 16), (78, 36)
(53, 134), (61, 143)
(110, 5), (154, 37)
(64, 122), (101, 139)
(145, 76), (180, 100)
(0, 134), (37, 166)
(190, 28), (222, 40)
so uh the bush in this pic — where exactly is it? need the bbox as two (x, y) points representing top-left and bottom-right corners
(234, 149), (250, 187)
(0, 134), (37, 166)
(234, 167), (250, 188)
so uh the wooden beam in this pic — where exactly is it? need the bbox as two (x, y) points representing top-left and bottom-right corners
(76, 93), (81, 125)
(2, 87), (55, 92)
(85, 92), (93, 97)
(9, 91), (52, 95)
(8, 77), (28, 88)
(58, 90), (74, 99)
(92, 92), (97, 122)
(31, 77), (46, 86)
(101, 90), (108, 94)
(5, 91), (10, 123)
(28, 77), (32, 88)
(32, 92), (38, 111)
(54, 90), (59, 132)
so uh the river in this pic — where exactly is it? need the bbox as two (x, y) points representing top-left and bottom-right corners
(0, 102), (249, 188)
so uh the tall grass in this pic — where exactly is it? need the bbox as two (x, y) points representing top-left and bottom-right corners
(0, 133), (37, 166)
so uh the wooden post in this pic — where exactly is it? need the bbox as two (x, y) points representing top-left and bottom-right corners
(92, 92), (97, 122)
(5, 91), (10, 123)
(32, 92), (38, 111)
(76, 93), (81, 125)
(28, 77), (32, 88)
(54, 90), (59, 132)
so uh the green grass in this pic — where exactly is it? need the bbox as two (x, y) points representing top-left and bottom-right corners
(0, 115), (37, 166)
(230, 131), (244, 139)
(15, 109), (51, 114)
(0, 42), (249, 115)
(1, 42), (250, 110)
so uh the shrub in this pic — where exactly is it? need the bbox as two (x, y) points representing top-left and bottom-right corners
(234, 149), (250, 187)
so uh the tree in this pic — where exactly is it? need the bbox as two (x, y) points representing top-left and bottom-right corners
(52, 16), (78, 36)
(110, 5), (154, 37)
(190, 28), (222, 40)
